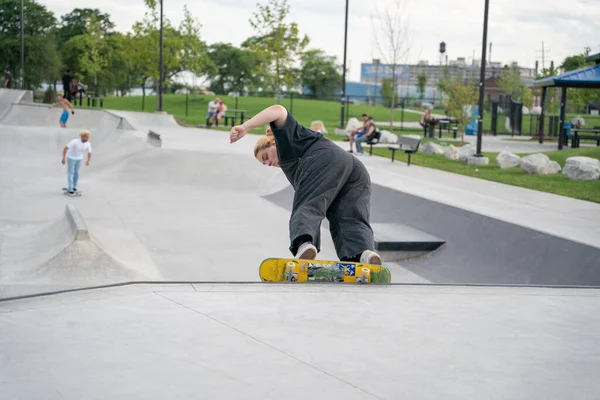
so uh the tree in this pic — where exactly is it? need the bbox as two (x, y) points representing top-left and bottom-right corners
(207, 43), (259, 94)
(371, 0), (412, 130)
(247, 0), (309, 96)
(130, 1), (183, 97)
(300, 49), (341, 97)
(171, 5), (215, 81)
(560, 47), (600, 113)
(416, 72), (427, 101)
(0, 0), (61, 89)
(498, 65), (525, 101)
(65, 14), (109, 96)
(56, 8), (115, 74)
(380, 77), (394, 108)
(445, 76), (478, 144)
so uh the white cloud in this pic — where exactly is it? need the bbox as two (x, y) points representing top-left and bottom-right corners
(39, 0), (600, 82)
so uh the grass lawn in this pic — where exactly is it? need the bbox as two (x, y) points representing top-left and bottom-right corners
(81, 93), (424, 132)
(79, 93), (600, 203)
(369, 144), (600, 203)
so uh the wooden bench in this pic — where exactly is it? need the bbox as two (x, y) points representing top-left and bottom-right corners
(571, 127), (600, 148)
(367, 131), (382, 155)
(388, 135), (422, 166)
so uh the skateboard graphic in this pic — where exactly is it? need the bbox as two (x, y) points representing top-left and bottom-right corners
(259, 258), (392, 284)
(62, 188), (82, 196)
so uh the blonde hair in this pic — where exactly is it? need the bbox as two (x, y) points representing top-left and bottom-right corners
(80, 130), (91, 137)
(254, 127), (274, 158)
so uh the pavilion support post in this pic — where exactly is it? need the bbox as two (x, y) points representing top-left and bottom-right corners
(538, 86), (547, 144)
(558, 87), (567, 150)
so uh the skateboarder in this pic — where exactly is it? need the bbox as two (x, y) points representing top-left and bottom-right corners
(49, 93), (75, 128)
(229, 105), (382, 265)
(61, 130), (92, 195)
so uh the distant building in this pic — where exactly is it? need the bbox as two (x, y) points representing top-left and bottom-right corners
(359, 58), (536, 103)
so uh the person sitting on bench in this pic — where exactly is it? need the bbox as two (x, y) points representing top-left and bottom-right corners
(348, 114), (369, 153)
(354, 117), (377, 155)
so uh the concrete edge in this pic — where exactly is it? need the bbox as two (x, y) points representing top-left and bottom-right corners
(147, 130), (162, 148)
(2, 280), (600, 303)
(64, 204), (90, 241)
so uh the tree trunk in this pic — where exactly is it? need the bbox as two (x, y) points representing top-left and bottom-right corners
(389, 64), (397, 131)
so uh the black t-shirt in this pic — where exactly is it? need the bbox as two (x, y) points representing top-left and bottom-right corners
(269, 108), (323, 162)
(62, 74), (72, 87)
(4, 72), (12, 84)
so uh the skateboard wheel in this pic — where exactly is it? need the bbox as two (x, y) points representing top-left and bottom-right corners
(357, 267), (370, 284)
(285, 262), (296, 282)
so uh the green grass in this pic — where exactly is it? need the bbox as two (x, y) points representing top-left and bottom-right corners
(79, 93), (424, 131)
(369, 143), (600, 203)
(78, 93), (600, 203)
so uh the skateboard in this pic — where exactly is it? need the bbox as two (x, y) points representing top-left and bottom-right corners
(62, 188), (82, 196)
(259, 258), (392, 284)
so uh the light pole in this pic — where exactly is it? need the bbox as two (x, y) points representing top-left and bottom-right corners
(475, 0), (490, 157)
(20, 0), (24, 89)
(156, 0), (164, 112)
(340, 0), (349, 128)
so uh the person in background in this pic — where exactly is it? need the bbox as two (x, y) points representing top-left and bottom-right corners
(3, 68), (14, 88)
(61, 130), (92, 195)
(62, 69), (73, 101)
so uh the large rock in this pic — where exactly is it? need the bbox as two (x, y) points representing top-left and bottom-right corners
(310, 120), (328, 133)
(378, 130), (398, 144)
(520, 153), (561, 175)
(458, 145), (476, 161)
(562, 157), (600, 180)
(444, 145), (460, 160)
(496, 151), (521, 169)
(334, 117), (362, 136)
(421, 142), (445, 155)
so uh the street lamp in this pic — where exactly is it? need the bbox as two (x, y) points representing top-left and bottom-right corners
(156, 0), (164, 112)
(475, 0), (490, 157)
(340, 0), (349, 128)
(20, 0), (24, 89)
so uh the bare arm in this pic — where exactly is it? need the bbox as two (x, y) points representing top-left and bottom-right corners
(86, 152), (92, 165)
(230, 105), (288, 144)
(61, 146), (68, 164)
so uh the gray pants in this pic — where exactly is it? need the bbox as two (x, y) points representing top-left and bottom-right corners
(287, 141), (374, 260)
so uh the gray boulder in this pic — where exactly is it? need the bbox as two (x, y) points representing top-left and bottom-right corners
(444, 145), (460, 160)
(458, 145), (476, 161)
(520, 153), (561, 175)
(496, 151), (521, 169)
(421, 142), (445, 155)
(562, 157), (600, 180)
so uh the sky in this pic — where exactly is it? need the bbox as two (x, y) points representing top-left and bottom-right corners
(39, 0), (600, 83)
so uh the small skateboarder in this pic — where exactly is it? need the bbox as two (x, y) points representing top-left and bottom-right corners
(49, 93), (75, 128)
(229, 105), (382, 265)
(61, 130), (92, 195)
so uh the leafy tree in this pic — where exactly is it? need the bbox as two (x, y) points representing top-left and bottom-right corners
(560, 47), (599, 113)
(171, 5), (215, 80)
(380, 77), (394, 108)
(371, 0), (412, 129)
(445, 76), (478, 144)
(246, 0), (309, 95)
(498, 65), (525, 101)
(299, 49), (341, 97)
(207, 43), (259, 94)
(416, 72), (427, 101)
(130, 1), (183, 97)
(68, 14), (109, 96)
(56, 8), (115, 75)
(0, 0), (61, 88)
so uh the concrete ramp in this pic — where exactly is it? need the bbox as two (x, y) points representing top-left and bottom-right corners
(0, 205), (160, 299)
(0, 89), (32, 120)
(1, 102), (131, 131)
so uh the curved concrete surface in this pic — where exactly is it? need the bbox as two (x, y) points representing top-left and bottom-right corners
(2, 90), (600, 399)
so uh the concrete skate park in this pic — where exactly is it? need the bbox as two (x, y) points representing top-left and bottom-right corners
(1, 88), (599, 399)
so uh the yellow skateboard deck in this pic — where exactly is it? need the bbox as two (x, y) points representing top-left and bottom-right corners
(259, 258), (392, 284)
